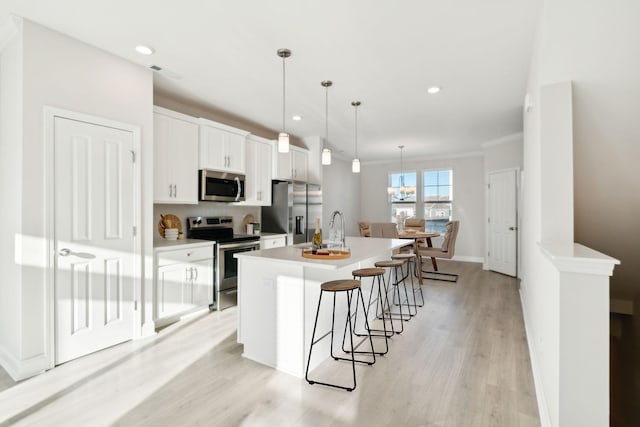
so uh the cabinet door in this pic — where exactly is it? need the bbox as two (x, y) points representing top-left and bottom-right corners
(154, 113), (175, 202)
(244, 138), (273, 205)
(153, 110), (199, 204)
(225, 132), (246, 173)
(255, 140), (273, 204)
(190, 258), (214, 308)
(199, 124), (227, 171)
(292, 147), (309, 182)
(274, 149), (293, 181)
(157, 263), (190, 319)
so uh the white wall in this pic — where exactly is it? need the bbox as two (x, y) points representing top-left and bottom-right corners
(0, 18), (153, 380)
(482, 133), (523, 172)
(520, 0), (635, 423)
(321, 156), (361, 238)
(359, 154), (485, 261)
(0, 16), (23, 367)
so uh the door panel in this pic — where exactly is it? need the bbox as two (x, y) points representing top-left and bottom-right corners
(54, 116), (135, 364)
(488, 169), (518, 276)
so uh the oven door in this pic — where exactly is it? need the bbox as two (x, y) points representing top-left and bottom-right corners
(217, 241), (259, 309)
(200, 169), (245, 202)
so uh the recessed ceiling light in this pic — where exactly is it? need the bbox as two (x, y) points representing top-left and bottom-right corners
(427, 86), (441, 94)
(135, 45), (155, 55)
(292, 115), (303, 121)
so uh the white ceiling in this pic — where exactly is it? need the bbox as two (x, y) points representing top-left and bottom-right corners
(1, 0), (540, 162)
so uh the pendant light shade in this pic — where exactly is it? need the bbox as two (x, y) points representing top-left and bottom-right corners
(351, 101), (361, 174)
(321, 80), (332, 165)
(387, 145), (415, 200)
(277, 49), (291, 153)
(352, 158), (361, 173)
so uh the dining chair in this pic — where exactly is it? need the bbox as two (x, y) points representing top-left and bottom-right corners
(358, 221), (371, 237)
(369, 222), (399, 238)
(403, 218), (426, 247)
(417, 220), (460, 282)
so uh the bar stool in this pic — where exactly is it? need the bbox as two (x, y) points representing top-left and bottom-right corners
(348, 267), (393, 355)
(305, 279), (376, 392)
(391, 253), (423, 313)
(374, 259), (411, 334)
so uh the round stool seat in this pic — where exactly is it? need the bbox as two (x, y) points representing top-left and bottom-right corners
(391, 253), (416, 260)
(375, 260), (404, 268)
(321, 279), (361, 292)
(352, 267), (385, 277)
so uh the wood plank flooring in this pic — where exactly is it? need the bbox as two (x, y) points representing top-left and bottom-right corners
(0, 261), (539, 426)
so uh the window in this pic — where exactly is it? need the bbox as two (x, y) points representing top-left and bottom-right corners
(423, 170), (452, 233)
(389, 171), (416, 223)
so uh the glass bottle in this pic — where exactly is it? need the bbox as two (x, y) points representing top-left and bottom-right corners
(312, 218), (322, 253)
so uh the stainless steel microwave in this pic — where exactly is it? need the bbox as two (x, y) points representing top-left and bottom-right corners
(199, 169), (245, 202)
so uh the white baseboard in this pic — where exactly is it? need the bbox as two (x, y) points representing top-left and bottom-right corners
(451, 255), (484, 263)
(519, 287), (552, 427)
(0, 344), (48, 381)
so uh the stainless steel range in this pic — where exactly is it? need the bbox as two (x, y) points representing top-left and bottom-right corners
(186, 216), (260, 310)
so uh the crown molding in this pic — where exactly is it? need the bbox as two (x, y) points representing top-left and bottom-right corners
(0, 15), (22, 52)
(480, 132), (523, 149)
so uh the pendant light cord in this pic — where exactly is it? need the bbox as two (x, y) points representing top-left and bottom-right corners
(354, 104), (358, 158)
(325, 86), (329, 149)
(282, 56), (286, 133)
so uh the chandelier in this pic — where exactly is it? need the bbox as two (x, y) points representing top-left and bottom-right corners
(387, 145), (415, 200)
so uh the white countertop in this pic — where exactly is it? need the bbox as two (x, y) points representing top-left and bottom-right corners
(235, 236), (409, 270)
(153, 238), (214, 251)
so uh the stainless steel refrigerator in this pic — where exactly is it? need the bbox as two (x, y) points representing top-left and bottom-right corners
(261, 181), (322, 245)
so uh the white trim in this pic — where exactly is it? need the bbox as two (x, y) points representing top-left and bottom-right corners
(519, 287), (553, 427)
(0, 342), (48, 381)
(538, 242), (620, 276)
(480, 132), (523, 148)
(44, 106), (143, 369)
(198, 116), (251, 136)
(363, 150), (484, 166)
(485, 168), (520, 277)
(0, 15), (21, 52)
(451, 255), (484, 263)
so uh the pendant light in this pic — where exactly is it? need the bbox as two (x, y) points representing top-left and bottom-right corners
(321, 80), (332, 165)
(277, 48), (291, 153)
(388, 145), (415, 200)
(351, 101), (361, 173)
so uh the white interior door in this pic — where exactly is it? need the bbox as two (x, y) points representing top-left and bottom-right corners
(488, 169), (518, 276)
(54, 116), (135, 364)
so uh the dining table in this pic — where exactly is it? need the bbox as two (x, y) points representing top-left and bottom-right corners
(397, 230), (440, 285)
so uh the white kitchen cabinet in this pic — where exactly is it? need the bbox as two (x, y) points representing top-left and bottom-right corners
(199, 118), (249, 173)
(241, 135), (273, 206)
(260, 234), (287, 249)
(153, 106), (199, 204)
(273, 145), (309, 182)
(154, 243), (214, 326)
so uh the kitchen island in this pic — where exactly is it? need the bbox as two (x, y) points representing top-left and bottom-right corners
(235, 236), (409, 378)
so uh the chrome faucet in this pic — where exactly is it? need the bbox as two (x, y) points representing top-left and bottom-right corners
(329, 210), (345, 248)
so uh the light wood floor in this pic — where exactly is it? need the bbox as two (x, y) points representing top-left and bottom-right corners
(0, 261), (539, 427)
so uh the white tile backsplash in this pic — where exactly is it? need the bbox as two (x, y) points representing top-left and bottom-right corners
(154, 203), (261, 237)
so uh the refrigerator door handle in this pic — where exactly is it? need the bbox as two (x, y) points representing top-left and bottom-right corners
(295, 215), (304, 235)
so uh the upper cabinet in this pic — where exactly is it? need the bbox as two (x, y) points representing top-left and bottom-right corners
(241, 135), (274, 206)
(273, 145), (309, 182)
(199, 118), (249, 174)
(153, 106), (199, 204)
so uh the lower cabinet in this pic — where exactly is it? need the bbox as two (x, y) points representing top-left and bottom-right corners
(155, 243), (214, 326)
(260, 235), (287, 249)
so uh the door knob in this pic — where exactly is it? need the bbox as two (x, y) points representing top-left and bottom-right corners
(58, 248), (96, 259)
(509, 226), (517, 231)
(59, 248), (71, 256)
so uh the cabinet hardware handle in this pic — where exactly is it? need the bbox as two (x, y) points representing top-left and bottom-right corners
(169, 184), (172, 197)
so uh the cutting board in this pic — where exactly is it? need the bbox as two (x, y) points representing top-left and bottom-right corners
(158, 214), (183, 239)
